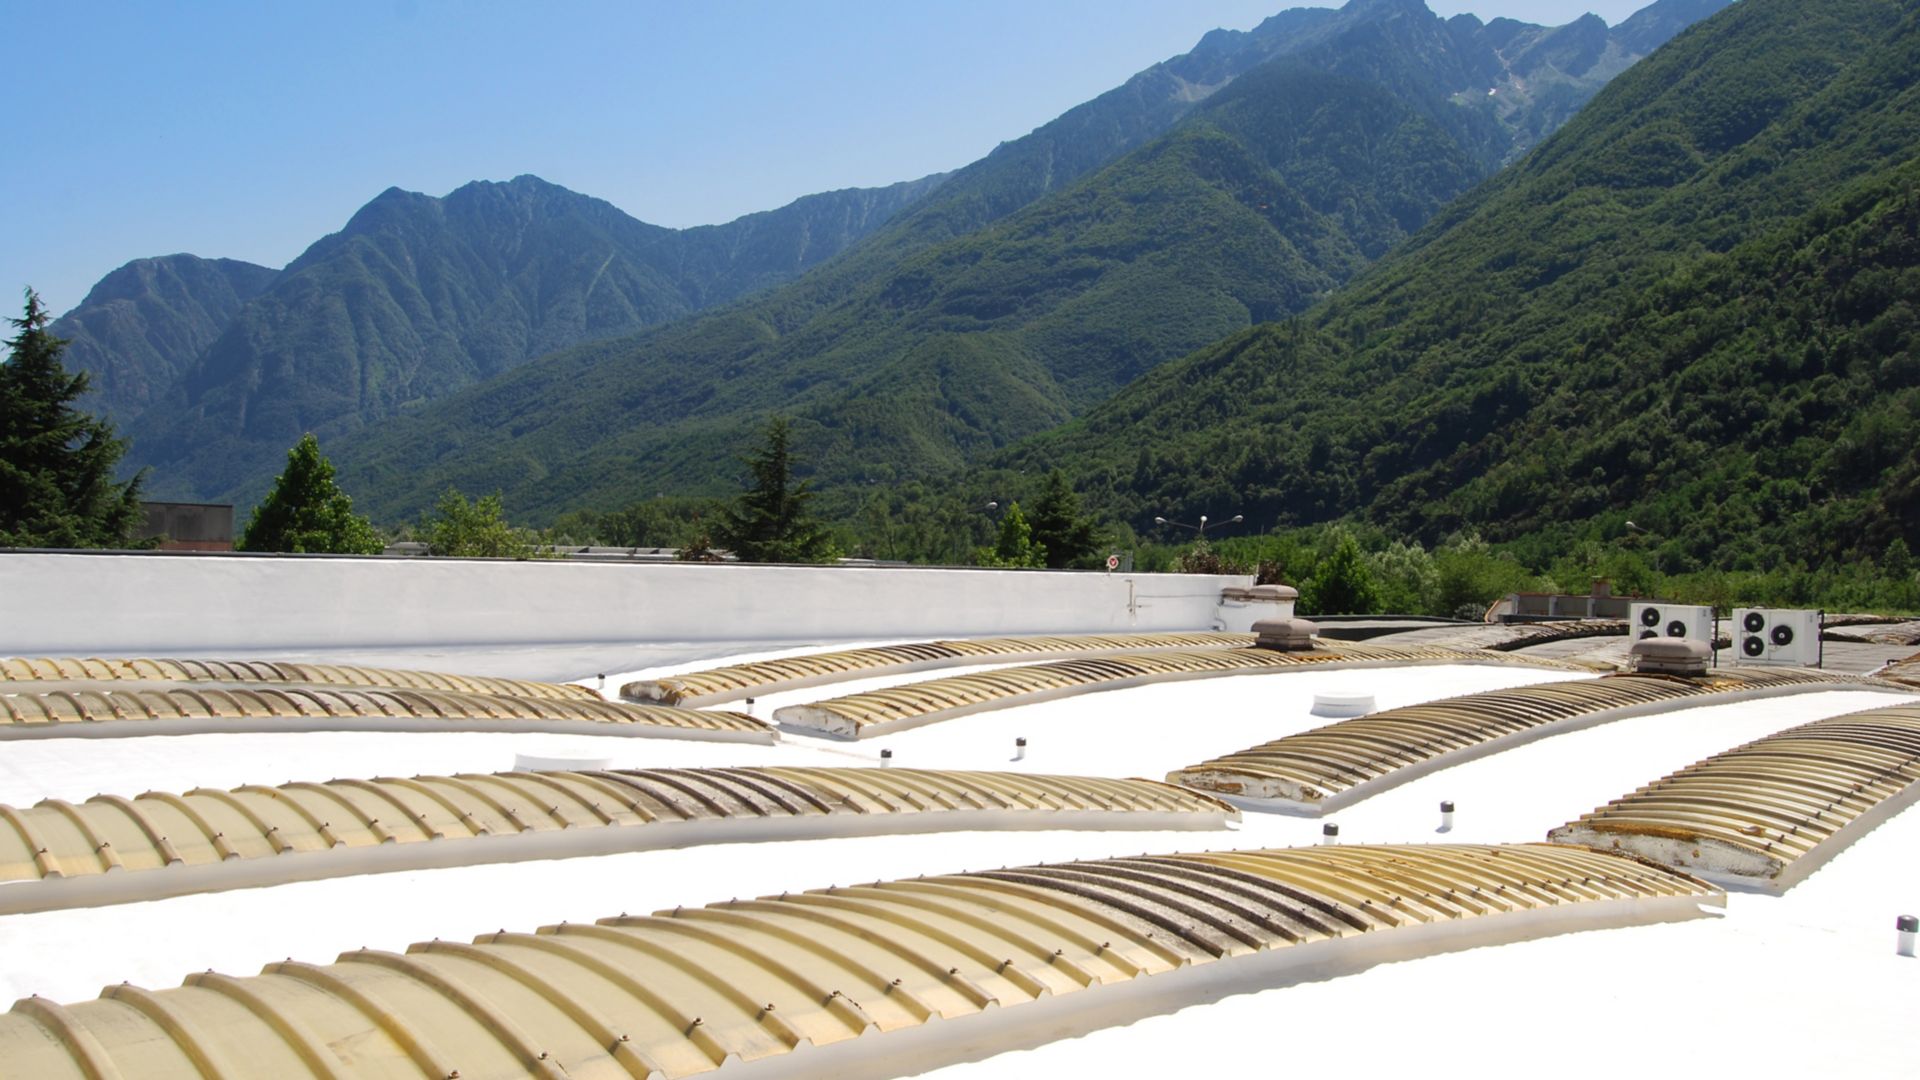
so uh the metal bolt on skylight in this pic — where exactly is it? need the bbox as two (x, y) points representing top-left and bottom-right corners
(880, 748), (893, 768)
(1899, 915), (1917, 957)
(1015, 736), (1027, 761)
(1321, 822), (1339, 845)
(1439, 800), (1456, 833)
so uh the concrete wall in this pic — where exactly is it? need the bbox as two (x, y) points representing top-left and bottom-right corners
(0, 552), (1253, 656)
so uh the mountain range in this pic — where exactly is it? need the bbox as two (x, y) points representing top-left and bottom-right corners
(54, 0), (1728, 515)
(50, 255), (278, 425)
(323, 0), (1726, 519)
(102, 173), (949, 500)
(1009, 0), (1920, 571)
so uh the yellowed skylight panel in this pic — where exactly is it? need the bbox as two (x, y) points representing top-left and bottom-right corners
(1879, 651), (1920, 689)
(0, 769), (1234, 913)
(1549, 703), (1920, 891)
(0, 655), (601, 700)
(0, 843), (1718, 1080)
(0, 685), (770, 742)
(773, 645), (1585, 739)
(1167, 669), (1913, 814)
(623, 631), (1259, 705)
(1477, 618), (1631, 651)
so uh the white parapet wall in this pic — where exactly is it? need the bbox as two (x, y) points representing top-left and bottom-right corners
(0, 552), (1249, 656)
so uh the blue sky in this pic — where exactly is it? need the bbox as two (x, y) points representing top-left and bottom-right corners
(7, 1), (1658, 315)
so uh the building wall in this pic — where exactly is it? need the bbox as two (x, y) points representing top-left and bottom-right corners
(0, 553), (1252, 656)
(138, 502), (235, 552)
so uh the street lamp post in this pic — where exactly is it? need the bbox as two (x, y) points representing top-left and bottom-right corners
(1625, 520), (1661, 576)
(1155, 513), (1244, 540)
(950, 500), (1005, 565)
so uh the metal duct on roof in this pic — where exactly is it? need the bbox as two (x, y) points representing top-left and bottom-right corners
(0, 843), (1718, 1080)
(1167, 669), (1913, 814)
(0, 768), (1235, 912)
(773, 644), (1585, 739)
(1549, 702), (1920, 891)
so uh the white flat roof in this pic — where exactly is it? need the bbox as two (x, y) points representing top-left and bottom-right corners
(2, 644), (1915, 1077)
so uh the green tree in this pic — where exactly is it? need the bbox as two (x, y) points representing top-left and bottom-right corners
(1173, 539), (1250, 575)
(715, 417), (835, 563)
(0, 289), (143, 547)
(1304, 532), (1380, 615)
(422, 489), (538, 558)
(1432, 531), (1533, 619)
(1027, 469), (1100, 569)
(978, 502), (1045, 567)
(1367, 540), (1439, 614)
(239, 434), (383, 553)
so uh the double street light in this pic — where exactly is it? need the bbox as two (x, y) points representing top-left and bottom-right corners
(1155, 513), (1244, 539)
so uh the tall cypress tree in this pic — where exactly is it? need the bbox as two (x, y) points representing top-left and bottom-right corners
(716, 417), (836, 563)
(0, 289), (143, 547)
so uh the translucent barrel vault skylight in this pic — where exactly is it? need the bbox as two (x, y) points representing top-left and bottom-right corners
(0, 843), (1719, 1080)
(0, 768), (1235, 912)
(773, 643), (1586, 739)
(1167, 669), (1915, 813)
(1550, 702), (1920, 890)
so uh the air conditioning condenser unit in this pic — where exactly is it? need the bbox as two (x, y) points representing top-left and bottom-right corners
(1628, 602), (1715, 644)
(1732, 608), (1822, 667)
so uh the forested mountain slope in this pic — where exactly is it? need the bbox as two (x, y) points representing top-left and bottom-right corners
(1011, 0), (1920, 573)
(330, 0), (1719, 521)
(119, 173), (945, 501)
(49, 255), (277, 426)
(107, 1), (1348, 507)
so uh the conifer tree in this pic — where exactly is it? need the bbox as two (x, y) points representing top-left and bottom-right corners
(0, 289), (143, 547)
(239, 434), (384, 554)
(716, 417), (835, 563)
(1027, 469), (1099, 569)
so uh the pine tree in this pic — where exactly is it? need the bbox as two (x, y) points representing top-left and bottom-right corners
(1027, 469), (1099, 569)
(0, 289), (143, 547)
(715, 417), (835, 563)
(239, 434), (384, 554)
